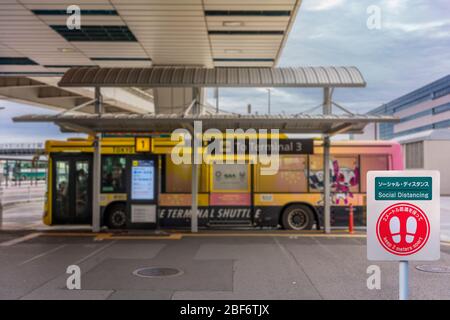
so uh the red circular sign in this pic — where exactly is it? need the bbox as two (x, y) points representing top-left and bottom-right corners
(376, 202), (430, 256)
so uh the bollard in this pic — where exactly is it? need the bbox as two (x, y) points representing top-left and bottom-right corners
(348, 204), (354, 234)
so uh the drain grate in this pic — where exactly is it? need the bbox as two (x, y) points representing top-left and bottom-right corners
(415, 265), (450, 274)
(133, 267), (183, 278)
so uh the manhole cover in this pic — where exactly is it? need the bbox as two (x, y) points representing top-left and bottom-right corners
(415, 265), (450, 273)
(133, 267), (183, 278)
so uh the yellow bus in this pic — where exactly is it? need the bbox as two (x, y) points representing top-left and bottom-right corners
(43, 134), (403, 230)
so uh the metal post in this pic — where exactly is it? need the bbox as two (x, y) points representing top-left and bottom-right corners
(0, 169), (3, 229)
(92, 86), (102, 232)
(5, 161), (8, 187)
(92, 134), (101, 233)
(399, 261), (409, 300)
(191, 161), (199, 233)
(215, 87), (219, 114)
(323, 136), (331, 233)
(189, 121), (200, 233)
(94, 86), (103, 114)
(193, 87), (201, 115)
(267, 88), (271, 115)
(323, 87), (332, 234)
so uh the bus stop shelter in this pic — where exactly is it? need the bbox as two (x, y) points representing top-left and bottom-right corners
(13, 66), (398, 233)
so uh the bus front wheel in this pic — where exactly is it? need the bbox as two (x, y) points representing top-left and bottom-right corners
(281, 205), (314, 230)
(106, 203), (127, 229)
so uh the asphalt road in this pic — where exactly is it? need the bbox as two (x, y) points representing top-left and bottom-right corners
(0, 230), (449, 300)
(1, 197), (450, 300)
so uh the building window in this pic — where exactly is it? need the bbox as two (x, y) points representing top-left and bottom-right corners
(433, 102), (450, 115)
(404, 142), (424, 169)
(400, 109), (432, 122)
(360, 155), (389, 192)
(433, 86), (450, 100)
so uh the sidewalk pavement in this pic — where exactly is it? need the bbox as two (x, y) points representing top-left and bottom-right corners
(0, 183), (45, 208)
(440, 196), (450, 242)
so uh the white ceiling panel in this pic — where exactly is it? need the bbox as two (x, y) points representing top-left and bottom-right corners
(0, 0), (301, 71)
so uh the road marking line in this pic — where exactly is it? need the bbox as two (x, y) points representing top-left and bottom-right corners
(42, 232), (100, 237)
(24, 230), (450, 245)
(74, 240), (116, 265)
(19, 244), (66, 266)
(106, 233), (182, 240)
(272, 236), (324, 299)
(179, 232), (366, 238)
(0, 232), (42, 247)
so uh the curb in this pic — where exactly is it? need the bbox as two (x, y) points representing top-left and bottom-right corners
(440, 234), (450, 243)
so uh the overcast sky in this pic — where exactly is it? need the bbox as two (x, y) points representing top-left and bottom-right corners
(1, 0), (449, 142)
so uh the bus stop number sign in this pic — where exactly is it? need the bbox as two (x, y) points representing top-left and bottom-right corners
(136, 137), (151, 152)
(367, 171), (440, 261)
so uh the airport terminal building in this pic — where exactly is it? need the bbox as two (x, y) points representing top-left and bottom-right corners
(368, 74), (450, 139)
(363, 74), (450, 194)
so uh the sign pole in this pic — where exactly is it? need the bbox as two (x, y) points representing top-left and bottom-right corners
(399, 260), (409, 300)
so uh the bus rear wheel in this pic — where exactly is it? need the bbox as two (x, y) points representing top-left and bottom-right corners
(282, 205), (314, 230)
(106, 203), (127, 229)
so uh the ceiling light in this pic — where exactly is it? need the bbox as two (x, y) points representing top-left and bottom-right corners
(224, 49), (242, 54)
(222, 21), (244, 27)
(58, 48), (76, 53)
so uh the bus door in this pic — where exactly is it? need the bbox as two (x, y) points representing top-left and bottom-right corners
(208, 163), (253, 226)
(126, 156), (158, 229)
(52, 154), (92, 224)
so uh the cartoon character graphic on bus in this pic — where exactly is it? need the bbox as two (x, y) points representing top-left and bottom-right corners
(309, 159), (359, 205)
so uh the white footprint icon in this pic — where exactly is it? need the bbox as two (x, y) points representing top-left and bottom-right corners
(406, 216), (417, 243)
(389, 216), (401, 243)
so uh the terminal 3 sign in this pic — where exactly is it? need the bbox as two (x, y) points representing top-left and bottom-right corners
(218, 138), (314, 155)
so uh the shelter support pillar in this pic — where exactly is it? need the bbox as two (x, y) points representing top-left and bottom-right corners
(0, 170), (3, 229)
(188, 121), (200, 233)
(92, 135), (101, 232)
(323, 136), (331, 234)
(192, 87), (200, 115)
(323, 87), (332, 234)
(191, 161), (199, 233)
(94, 86), (103, 114)
(92, 87), (103, 232)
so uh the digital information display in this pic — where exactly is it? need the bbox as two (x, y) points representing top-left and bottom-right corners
(131, 160), (155, 201)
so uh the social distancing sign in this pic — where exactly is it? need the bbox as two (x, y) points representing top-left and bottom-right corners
(367, 171), (440, 261)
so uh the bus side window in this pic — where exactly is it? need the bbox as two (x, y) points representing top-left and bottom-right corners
(164, 157), (207, 193)
(309, 155), (359, 193)
(332, 155), (359, 193)
(255, 155), (307, 193)
(101, 156), (126, 193)
(360, 155), (388, 192)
